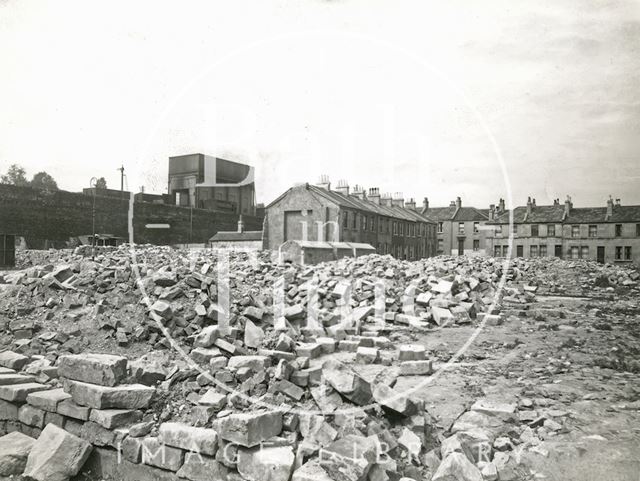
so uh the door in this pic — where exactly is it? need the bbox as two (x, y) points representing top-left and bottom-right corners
(555, 245), (562, 258)
(458, 239), (464, 256)
(597, 246), (605, 264)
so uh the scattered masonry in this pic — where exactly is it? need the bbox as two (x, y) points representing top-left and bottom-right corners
(0, 245), (638, 480)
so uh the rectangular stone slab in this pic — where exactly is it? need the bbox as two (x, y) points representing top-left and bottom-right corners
(63, 379), (155, 409)
(0, 373), (36, 386)
(26, 388), (71, 412)
(58, 354), (128, 387)
(0, 383), (50, 402)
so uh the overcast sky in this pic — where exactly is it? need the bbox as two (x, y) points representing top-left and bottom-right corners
(1, 0), (639, 208)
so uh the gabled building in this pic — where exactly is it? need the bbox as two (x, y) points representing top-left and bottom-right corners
(486, 196), (640, 264)
(421, 197), (490, 255)
(264, 178), (437, 260)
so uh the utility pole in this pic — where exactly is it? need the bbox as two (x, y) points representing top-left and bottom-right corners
(89, 177), (97, 261)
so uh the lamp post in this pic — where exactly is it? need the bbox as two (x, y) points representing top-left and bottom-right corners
(90, 177), (97, 260)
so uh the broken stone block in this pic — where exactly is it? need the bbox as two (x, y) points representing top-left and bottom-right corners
(58, 353), (128, 387)
(177, 451), (230, 481)
(299, 414), (338, 447)
(159, 422), (218, 456)
(63, 379), (155, 409)
(0, 382), (49, 402)
(292, 460), (334, 481)
(0, 398), (19, 420)
(338, 340), (360, 352)
(398, 344), (426, 361)
(141, 437), (184, 471)
(23, 423), (92, 481)
(228, 355), (270, 372)
(432, 452), (483, 481)
(0, 373), (36, 385)
(319, 434), (377, 481)
(0, 431), (35, 476)
(296, 342), (323, 359)
(193, 326), (219, 347)
(431, 306), (454, 325)
(190, 347), (223, 364)
(244, 319), (265, 348)
(89, 408), (143, 429)
(56, 398), (91, 421)
(27, 388), (71, 412)
(398, 427), (422, 457)
(129, 421), (154, 438)
(199, 389), (227, 410)
(121, 436), (143, 463)
(399, 360), (433, 376)
(316, 337), (337, 354)
(322, 359), (372, 406)
(356, 346), (379, 364)
(19, 404), (46, 428)
(150, 299), (173, 319)
(0, 350), (29, 370)
(285, 304), (305, 320)
(372, 384), (418, 417)
(215, 410), (283, 447)
(470, 399), (516, 419)
(237, 444), (295, 481)
(274, 379), (305, 401)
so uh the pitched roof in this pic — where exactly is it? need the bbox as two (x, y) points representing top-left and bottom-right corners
(209, 231), (263, 242)
(421, 206), (488, 222)
(490, 204), (640, 224)
(268, 184), (436, 224)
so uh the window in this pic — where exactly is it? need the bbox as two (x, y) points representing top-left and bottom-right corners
(438, 239), (444, 253)
(581, 246), (589, 259)
(502, 245), (509, 257)
(637, 224), (640, 237)
(437, 222), (443, 233)
(495, 225), (503, 235)
(530, 245), (538, 257)
(615, 224), (622, 237)
(473, 239), (479, 251)
(513, 224), (518, 234)
(494, 245), (501, 257)
(516, 245), (523, 257)
(393, 222), (397, 235)
(615, 246), (622, 260)
(362, 216), (367, 231)
(571, 225), (580, 237)
(473, 222), (479, 233)
(531, 224), (539, 237)
(458, 222), (465, 235)
(352, 213), (357, 229)
(343, 212), (348, 228)
(555, 245), (562, 258)
(386, 220), (390, 233)
(588, 225), (597, 237)
(548, 224), (555, 237)
(540, 245), (547, 257)
(625, 246), (632, 260)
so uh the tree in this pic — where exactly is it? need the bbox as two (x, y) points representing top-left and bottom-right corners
(95, 177), (107, 189)
(0, 164), (28, 186)
(30, 171), (58, 191)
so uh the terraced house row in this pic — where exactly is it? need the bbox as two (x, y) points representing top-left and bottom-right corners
(486, 196), (640, 264)
(264, 177), (438, 260)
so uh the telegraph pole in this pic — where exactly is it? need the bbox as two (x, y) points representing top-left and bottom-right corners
(118, 165), (125, 200)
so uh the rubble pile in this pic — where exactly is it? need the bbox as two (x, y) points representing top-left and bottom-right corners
(0, 247), (638, 480)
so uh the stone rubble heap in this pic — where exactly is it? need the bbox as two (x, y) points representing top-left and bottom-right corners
(0, 246), (638, 480)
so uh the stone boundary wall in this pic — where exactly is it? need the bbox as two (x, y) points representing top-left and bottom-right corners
(0, 184), (263, 249)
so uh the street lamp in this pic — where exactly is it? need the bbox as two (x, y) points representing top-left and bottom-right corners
(90, 177), (97, 260)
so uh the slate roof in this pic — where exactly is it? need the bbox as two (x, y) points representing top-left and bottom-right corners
(490, 204), (640, 224)
(209, 231), (263, 242)
(420, 206), (488, 222)
(268, 184), (437, 224)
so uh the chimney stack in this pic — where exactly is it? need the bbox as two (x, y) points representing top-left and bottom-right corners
(455, 196), (462, 210)
(423, 197), (429, 211)
(606, 195), (614, 218)
(316, 174), (331, 190)
(564, 195), (572, 218)
(526, 196), (533, 215)
(335, 179), (349, 196)
(351, 184), (366, 200)
(489, 204), (495, 221)
(368, 187), (381, 205)
(615, 198), (621, 206)
(237, 215), (244, 233)
(404, 198), (416, 210)
(381, 192), (393, 207)
(392, 192), (404, 208)
(499, 198), (505, 213)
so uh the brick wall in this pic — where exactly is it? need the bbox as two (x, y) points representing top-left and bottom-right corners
(0, 185), (263, 249)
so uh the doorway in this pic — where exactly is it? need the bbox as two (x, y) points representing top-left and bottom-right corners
(597, 246), (605, 264)
(458, 239), (464, 256)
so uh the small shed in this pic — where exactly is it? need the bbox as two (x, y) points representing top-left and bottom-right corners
(278, 240), (376, 265)
(0, 234), (16, 268)
(208, 231), (263, 249)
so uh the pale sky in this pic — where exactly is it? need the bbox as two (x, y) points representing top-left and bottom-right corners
(1, 0), (639, 209)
